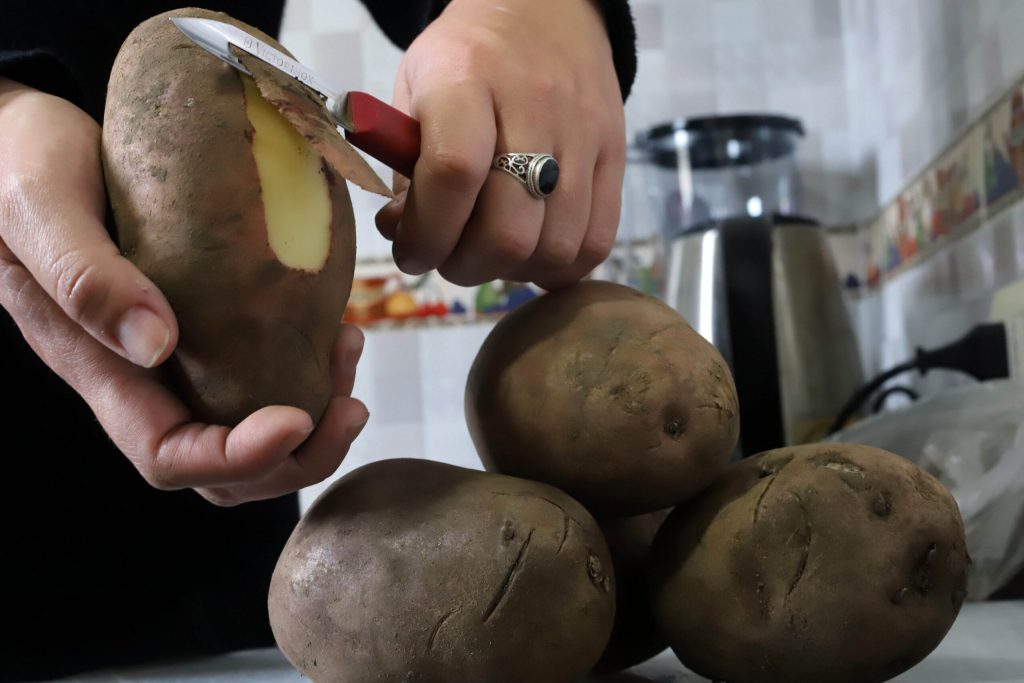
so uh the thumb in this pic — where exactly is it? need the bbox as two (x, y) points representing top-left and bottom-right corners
(4, 202), (178, 368)
(0, 87), (178, 368)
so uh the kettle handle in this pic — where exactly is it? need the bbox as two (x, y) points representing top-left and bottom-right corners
(718, 216), (786, 456)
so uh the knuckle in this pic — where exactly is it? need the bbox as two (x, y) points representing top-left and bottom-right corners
(579, 229), (616, 267)
(461, 31), (504, 68)
(140, 465), (178, 492)
(539, 232), (582, 268)
(493, 223), (540, 264)
(532, 73), (575, 106)
(423, 147), (486, 191)
(51, 247), (115, 325)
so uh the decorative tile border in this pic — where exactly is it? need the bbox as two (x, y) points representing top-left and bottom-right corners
(862, 74), (1024, 289)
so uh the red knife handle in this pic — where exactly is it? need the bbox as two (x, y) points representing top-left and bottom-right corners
(344, 92), (421, 179)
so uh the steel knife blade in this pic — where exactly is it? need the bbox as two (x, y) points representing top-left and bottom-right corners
(170, 16), (420, 178)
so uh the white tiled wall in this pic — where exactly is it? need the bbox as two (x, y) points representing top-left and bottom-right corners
(842, 0), (1024, 212)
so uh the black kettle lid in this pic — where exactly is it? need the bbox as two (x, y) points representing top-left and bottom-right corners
(637, 114), (805, 169)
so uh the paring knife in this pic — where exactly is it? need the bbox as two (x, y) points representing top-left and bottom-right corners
(170, 16), (421, 178)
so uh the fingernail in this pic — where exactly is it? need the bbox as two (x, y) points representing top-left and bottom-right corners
(347, 412), (370, 440)
(117, 306), (170, 368)
(347, 333), (365, 362)
(396, 251), (428, 275)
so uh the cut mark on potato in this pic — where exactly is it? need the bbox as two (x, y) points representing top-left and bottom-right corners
(752, 474), (779, 526)
(483, 529), (534, 622)
(427, 608), (459, 651)
(785, 491), (812, 599)
(492, 491), (582, 556)
(235, 48), (392, 198)
(557, 514), (571, 554)
(242, 76), (331, 271)
(820, 455), (874, 492)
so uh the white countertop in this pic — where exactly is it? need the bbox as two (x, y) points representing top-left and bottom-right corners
(57, 601), (1024, 683)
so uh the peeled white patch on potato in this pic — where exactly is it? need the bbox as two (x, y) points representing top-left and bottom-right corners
(242, 76), (332, 272)
(235, 49), (392, 198)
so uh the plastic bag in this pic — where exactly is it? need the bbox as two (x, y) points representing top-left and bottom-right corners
(831, 380), (1024, 600)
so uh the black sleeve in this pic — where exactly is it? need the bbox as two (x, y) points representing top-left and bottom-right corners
(0, 49), (82, 106)
(357, 0), (637, 100)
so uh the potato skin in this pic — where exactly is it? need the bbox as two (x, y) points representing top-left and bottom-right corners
(649, 443), (970, 683)
(466, 280), (739, 515)
(102, 8), (355, 426)
(268, 459), (616, 683)
(592, 509), (671, 673)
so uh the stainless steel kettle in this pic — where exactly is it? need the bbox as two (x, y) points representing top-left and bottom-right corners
(664, 216), (864, 454)
(636, 115), (863, 455)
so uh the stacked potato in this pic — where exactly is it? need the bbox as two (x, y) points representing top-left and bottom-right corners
(103, 10), (969, 682)
(270, 280), (970, 683)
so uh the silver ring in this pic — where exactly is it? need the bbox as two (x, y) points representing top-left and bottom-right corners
(491, 153), (560, 199)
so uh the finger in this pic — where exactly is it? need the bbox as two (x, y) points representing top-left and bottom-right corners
(198, 396), (369, 505)
(504, 147), (595, 285)
(390, 80), (496, 274)
(291, 396), (368, 483)
(376, 74), (414, 242)
(435, 100), (552, 285)
(376, 188), (407, 242)
(0, 130), (177, 369)
(143, 404), (318, 490)
(331, 322), (365, 397)
(533, 143), (624, 290)
(436, 161), (545, 285)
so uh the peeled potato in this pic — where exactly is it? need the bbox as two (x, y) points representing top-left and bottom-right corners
(102, 8), (385, 425)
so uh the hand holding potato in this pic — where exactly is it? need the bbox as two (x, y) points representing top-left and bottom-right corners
(375, 0), (626, 290)
(0, 78), (369, 506)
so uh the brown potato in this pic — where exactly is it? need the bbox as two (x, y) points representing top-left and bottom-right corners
(466, 280), (739, 515)
(102, 8), (372, 426)
(268, 459), (616, 683)
(649, 443), (970, 683)
(592, 509), (671, 673)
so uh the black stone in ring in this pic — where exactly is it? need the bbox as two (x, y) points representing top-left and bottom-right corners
(492, 153), (560, 199)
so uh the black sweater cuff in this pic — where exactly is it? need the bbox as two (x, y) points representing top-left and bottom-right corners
(0, 49), (82, 105)
(360, 0), (636, 101)
(591, 0), (637, 101)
